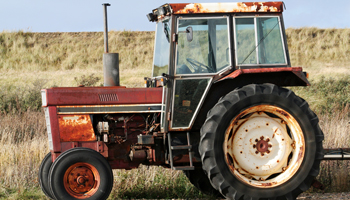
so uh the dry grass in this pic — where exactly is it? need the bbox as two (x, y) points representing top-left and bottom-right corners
(0, 111), (48, 199)
(286, 28), (350, 80)
(0, 111), (206, 199)
(1, 28), (350, 88)
(0, 31), (154, 88)
(315, 106), (350, 192)
(0, 109), (349, 198)
(1, 28), (350, 198)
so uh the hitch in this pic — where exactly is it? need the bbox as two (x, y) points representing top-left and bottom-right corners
(312, 179), (325, 190)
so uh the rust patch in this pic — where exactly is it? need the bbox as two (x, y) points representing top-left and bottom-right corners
(260, 182), (277, 187)
(298, 146), (304, 160)
(172, 2), (283, 14)
(58, 115), (96, 142)
(275, 109), (290, 118)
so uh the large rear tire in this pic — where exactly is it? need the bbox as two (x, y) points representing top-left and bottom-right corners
(184, 169), (223, 198)
(49, 148), (113, 200)
(199, 84), (324, 200)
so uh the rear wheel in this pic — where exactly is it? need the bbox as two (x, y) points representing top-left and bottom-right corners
(184, 169), (223, 198)
(199, 84), (324, 200)
(38, 152), (54, 199)
(49, 148), (113, 200)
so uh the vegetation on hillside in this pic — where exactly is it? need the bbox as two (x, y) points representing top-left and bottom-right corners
(0, 28), (350, 199)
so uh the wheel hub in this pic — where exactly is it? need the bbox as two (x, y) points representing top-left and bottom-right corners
(224, 105), (305, 188)
(255, 138), (270, 154)
(63, 163), (100, 198)
(77, 176), (87, 185)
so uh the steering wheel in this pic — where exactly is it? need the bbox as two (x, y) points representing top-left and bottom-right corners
(186, 58), (214, 73)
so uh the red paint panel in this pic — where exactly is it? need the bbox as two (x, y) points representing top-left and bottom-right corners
(58, 115), (96, 142)
(108, 160), (140, 170)
(60, 142), (108, 158)
(48, 106), (61, 153)
(218, 67), (310, 86)
(51, 151), (60, 162)
(51, 141), (108, 162)
(44, 87), (163, 106)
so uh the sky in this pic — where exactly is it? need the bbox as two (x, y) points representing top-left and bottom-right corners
(0, 0), (349, 32)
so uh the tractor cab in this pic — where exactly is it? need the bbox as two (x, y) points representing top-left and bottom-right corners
(39, 3), (324, 200)
(147, 2), (292, 132)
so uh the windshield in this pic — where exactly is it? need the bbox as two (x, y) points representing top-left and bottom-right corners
(235, 17), (286, 65)
(176, 17), (230, 75)
(152, 19), (171, 77)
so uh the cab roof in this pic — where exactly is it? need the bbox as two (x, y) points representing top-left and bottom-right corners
(148, 2), (284, 22)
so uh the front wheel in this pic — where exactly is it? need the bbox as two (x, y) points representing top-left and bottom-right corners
(199, 84), (324, 200)
(49, 148), (113, 200)
(39, 152), (54, 199)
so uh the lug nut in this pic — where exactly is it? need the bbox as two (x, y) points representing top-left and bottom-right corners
(291, 143), (296, 149)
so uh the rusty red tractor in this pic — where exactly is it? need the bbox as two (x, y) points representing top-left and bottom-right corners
(39, 2), (349, 200)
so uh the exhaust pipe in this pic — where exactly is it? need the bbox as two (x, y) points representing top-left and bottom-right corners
(102, 3), (120, 87)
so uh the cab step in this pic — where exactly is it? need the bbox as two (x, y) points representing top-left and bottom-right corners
(167, 132), (194, 170)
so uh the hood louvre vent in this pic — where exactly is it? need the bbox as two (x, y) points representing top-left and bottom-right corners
(99, 94), (119, 102)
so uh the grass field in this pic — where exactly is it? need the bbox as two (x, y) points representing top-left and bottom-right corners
(0, 28), (350, 199)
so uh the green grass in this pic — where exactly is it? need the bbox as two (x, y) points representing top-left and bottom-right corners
(292, 76), (350, 114)
(0, 188), (48, 200)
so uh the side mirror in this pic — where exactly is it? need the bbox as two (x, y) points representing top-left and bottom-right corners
(186, 26), (193, 42)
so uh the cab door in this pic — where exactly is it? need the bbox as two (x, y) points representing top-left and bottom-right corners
(169, 16), (231, 131)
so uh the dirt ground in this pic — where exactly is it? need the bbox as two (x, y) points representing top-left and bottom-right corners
(297, 192), (350, 199)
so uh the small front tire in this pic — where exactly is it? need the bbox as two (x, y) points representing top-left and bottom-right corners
(49, 148), (113, 200)
(39, 152), (54, 199)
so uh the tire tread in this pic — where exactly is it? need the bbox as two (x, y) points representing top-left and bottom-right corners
(199, 84), (324, 200)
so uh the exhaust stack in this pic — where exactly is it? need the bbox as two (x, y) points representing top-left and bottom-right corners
(102, 3), (120, 87)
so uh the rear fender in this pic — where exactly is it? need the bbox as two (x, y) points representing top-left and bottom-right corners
(192, 67), (310, 130)
(217, 67), (309, 86)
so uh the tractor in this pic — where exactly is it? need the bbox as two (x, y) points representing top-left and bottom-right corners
(39, 2), (329, 200)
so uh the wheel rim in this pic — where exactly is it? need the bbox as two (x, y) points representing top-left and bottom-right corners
(63, 162), (100, 199)
(224, 105), (305, 188)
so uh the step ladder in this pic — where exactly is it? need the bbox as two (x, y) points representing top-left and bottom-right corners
(167, 132), (195, 170)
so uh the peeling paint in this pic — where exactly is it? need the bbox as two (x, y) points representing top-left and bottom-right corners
(171, 2), (283, 14)
(58, 115), (96, 142)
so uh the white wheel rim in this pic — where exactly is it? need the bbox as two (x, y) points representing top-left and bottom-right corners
(224, 105), (305, 188)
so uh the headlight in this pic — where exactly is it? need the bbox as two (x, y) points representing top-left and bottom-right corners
(41, 90), (47, 107)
